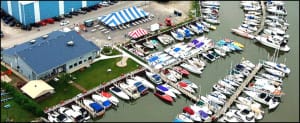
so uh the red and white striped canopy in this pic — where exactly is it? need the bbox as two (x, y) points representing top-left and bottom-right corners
(128, 28), (148, 39)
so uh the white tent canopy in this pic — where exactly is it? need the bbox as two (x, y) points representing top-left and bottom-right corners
(21, 80), (54, 99)
(150, 23), (160, 32)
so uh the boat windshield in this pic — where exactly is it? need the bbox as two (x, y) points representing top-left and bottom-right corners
(158, 85), (168, 91)
(112, 87), (121, 92)
(153, 74), (161, 81)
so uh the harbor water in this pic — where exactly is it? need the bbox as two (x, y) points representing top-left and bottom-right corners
(98, 1), (299, 122)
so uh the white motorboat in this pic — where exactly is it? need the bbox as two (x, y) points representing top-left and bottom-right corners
(99, 91), (119, 106)
(161, 69), (177, 82)
(175, 113), (194, 122)
(188, 24), (204, 34)
(71, 104), (91, 121)
(264, 67), (286, 77)
(267, 6), (287, 15)
(91, 94), (112, 109)
(142, 41), (155, 49)
(133, 76), (155, 90)
(231, 28), (255, 39)
(254, 35), (290, 52)
(170, 31), (184, 41)
(47, 111), (59, 122)
(195, 22), (210, 32)
(57, 107), (78, 122)
(157, 34), (174, 45)
(109, 86), (130, 100)
(162, 83), (181, 95)
(218, 111), (243, 122)
(191, 57), (206, 68)
(229, 108), (255, 122)
(177, 81), (195, 93)
(241, 60), (256, 68)
(243, 90), (281, 110)
(259, 73), (283, 82)
(213, 46), (227, 57)
(213, 83), (234, 95)
(218, 80), (236, 90)
(119, 82), (140, 99)
(145, 71), (163, 85)
(82, 99), (105, 115)
(156, 85), (177, 98)
(263, 60), (290, 74)
(206, 94), (225, 106)
(204, 18), (220, 24)
(201, 1), (220, 6)
(180, 63), (202, 74)
(201, 21), (217, 30)
(235, 103), (264, 120)
(243, 20), (259, 26)
(167, 68), (182, 80)
(182, 79), (198, 89)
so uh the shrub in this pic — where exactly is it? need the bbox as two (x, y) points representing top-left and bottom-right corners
(1, 82), (44, 116)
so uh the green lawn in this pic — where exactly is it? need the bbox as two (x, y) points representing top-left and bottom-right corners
(1, 64), (8, 72)
(1, 99), (36, 122)
(101, 47), (121, 56)
(72, 58), (140, 90)
(38, 80), (81, 109)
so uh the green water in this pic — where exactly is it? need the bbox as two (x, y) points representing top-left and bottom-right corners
(97, 1), (299, 122)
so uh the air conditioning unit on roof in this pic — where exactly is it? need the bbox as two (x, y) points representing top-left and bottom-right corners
(67, 41), (74, 46)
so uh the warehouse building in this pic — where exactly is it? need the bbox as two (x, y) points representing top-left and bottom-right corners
(2, 30), (100, 81)
(1, 1), (101, 25)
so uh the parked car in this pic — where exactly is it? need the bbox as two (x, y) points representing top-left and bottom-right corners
(30, 22), (41, 28)
(21, 25), (32, 31)
(81, 7), (91, 12)
(77, 10), (87, 14)
(8, 20), (16, 27)
(4, 16), (14, 24)
(64, 14), (72, 18)
(45, 18), (55, 24)
(60, 20), (70, 26)
(89, 5), (98, 10)
(38, 21), (47, 26)
(70, 11), (78, 16)
(99, 1), (109, 7)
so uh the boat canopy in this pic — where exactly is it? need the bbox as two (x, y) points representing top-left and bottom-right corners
(90, 102), (104, 112)
(102, 100), (111, 107)
(173, 47), (181, 52)
(152, 74), (161, 81)
(112, 87), (121, 92)
(199, 110), (209, 118)
(148, 56), (159, 62)
(183, 106), (194, 115)
(157, 85), (168, 91)
(192, 39), (199, 44)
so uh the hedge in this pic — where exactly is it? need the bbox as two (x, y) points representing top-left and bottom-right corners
(1, 82), (45, 117)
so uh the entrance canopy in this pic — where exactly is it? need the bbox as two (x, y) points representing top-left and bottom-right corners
(128, 28), (148, 39)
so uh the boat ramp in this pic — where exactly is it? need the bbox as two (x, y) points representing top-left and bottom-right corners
(205, 63), (263, 122)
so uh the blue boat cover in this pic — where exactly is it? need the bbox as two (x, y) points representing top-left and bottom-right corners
(176, 32), (183, 38)
(148, 56), (159, 62)
(89, 102), (104, 112)
(102, 100), (111, 107)
(112, 87), (121, 92)
(173, 118), (184, 122)
(184, 29), (191, 37)
(173, 47), (181, 52)
(137, 85), (147, 93)
(199, 110), (209, 118)
(196, 42), (204, 48)
(192, 39), (199, 44)
(157, 85), (168, 91)
(152, 74), (161, 81)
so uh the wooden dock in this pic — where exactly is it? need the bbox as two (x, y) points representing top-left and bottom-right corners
(254, 1), (266, 36)
(44, 68), (146, 114)
(160, 74), (200, 102)
(74, 100), (97, 118)
(205, 63), (263, 122)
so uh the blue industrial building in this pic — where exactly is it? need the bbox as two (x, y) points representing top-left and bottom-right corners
(2, 30), (100, 81)
(1, 1), (101, 25)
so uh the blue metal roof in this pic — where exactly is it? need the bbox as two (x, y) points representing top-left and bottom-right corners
(2, 30), (100, 75)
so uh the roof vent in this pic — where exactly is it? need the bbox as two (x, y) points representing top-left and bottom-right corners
(67, 41), (74, 46)
(29, 40), (36, 44)
(42, 35), (48, 39)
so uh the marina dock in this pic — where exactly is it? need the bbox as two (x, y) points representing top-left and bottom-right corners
(205, 63), (263, 122)
(44, 68), (146, 114)
(160, 74), (200, 102)
(254, 1), (266, 36)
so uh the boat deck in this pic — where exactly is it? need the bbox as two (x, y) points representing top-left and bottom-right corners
(205, 63), (263, 122)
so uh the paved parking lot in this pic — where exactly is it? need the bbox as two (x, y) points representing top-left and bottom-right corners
(1, 1), (191, 49)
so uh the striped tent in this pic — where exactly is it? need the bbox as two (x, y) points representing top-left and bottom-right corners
(128, 28), (148, 39)
(98, 6), (149, 27)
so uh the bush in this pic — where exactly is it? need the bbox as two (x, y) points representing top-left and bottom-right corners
(102, 46), (112, 54)
(1, 82), (44, 116)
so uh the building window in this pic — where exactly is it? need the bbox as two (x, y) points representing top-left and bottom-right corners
(79, 61), (82, 64)
(88, 56), (92, 60)
(84, 59), (87, 62)
(69, 65), (73, 69)
(74, 63), (78, 67)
